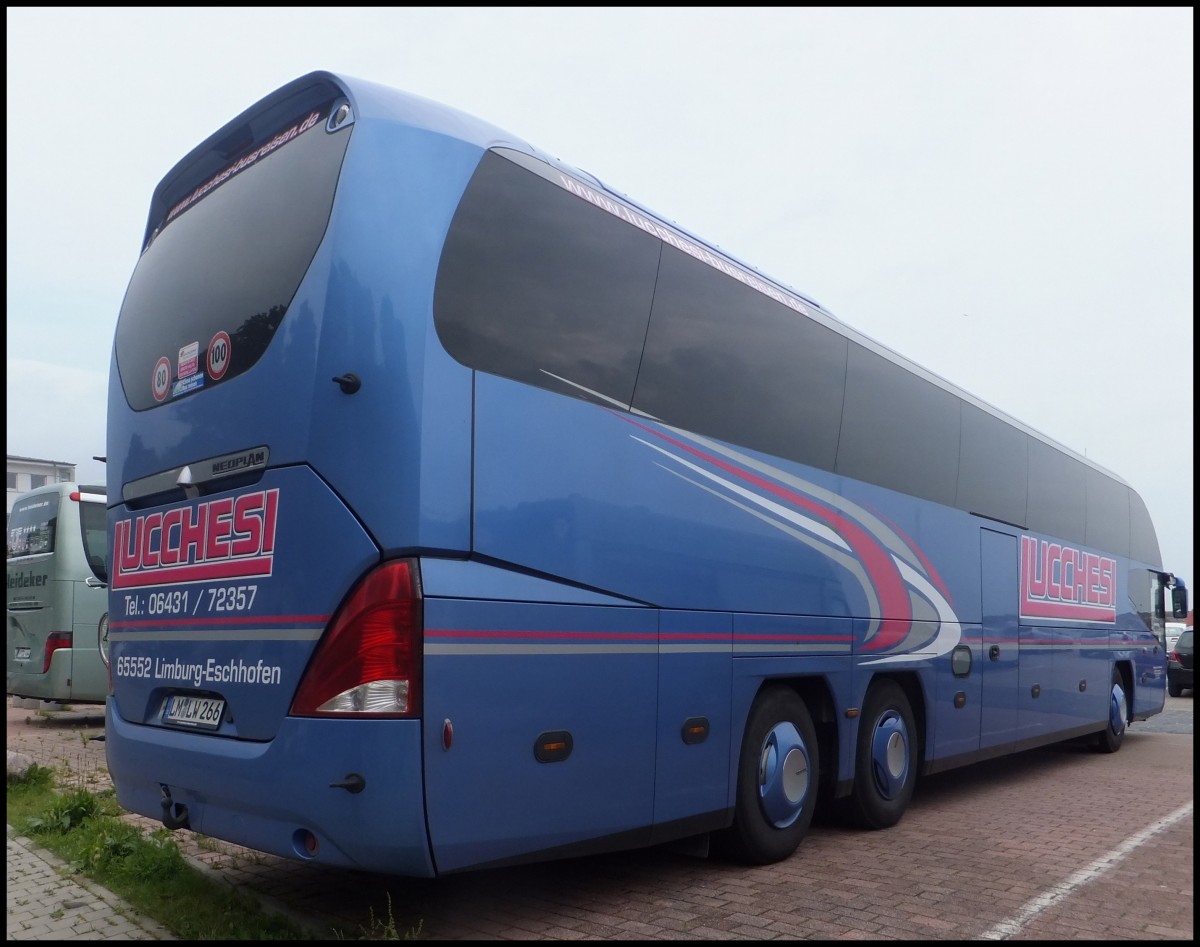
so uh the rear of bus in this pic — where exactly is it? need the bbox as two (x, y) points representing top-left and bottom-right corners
(7, 482), (109, 705)
(103, 72), (502, 876)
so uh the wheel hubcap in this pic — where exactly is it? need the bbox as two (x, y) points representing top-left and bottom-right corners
(1109, 680), (1126, 736)
(870, 710), (909, 801)
(757, 722), (810, 828)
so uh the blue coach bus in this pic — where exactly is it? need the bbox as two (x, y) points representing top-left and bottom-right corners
(103, 71), (1187, 876)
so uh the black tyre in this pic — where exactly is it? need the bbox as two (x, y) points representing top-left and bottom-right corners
(1167, 679), (1182, 699)
(1095, 668), (1126, 753)
(716, 686), (819, 865)
(842, 679), (917, 829)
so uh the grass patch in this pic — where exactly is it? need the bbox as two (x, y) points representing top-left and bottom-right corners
(7, 763), (316, 940)
(6, 760), (58, 819)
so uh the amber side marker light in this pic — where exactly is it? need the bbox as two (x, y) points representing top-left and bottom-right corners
(534, 731), (573, 763)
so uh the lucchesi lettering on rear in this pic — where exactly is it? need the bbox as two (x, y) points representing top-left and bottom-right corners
(112, 489), (279, 590)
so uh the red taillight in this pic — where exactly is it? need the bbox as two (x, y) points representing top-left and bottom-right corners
(43, 632), (73, 673)
(1168, 649), (1180, 663)
(290, 560), (423, 718)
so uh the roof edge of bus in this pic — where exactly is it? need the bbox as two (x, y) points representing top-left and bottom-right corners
(146, 71), (349, 248)
(144, 71), (532, 249)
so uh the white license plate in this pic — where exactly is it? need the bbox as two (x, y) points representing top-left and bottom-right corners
(162, 694), (225, 729)
(14, 647), (31, 660)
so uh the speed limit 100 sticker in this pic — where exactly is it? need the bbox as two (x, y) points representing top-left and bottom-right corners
(152, 356), (171, 402)
(207, 331), (231, 381)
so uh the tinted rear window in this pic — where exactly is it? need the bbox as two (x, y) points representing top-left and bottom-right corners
(7, 493), (60, 558)
(115, 102), (351, 410)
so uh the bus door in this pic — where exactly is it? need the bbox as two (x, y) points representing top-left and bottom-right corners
(979, 529), (1019, 752)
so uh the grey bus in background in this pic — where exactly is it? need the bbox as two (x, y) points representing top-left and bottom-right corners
(7, 482), (109, 705)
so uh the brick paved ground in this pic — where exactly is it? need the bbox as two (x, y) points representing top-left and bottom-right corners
(6, 695), (1193, 940)
(7, 826), (175, 941)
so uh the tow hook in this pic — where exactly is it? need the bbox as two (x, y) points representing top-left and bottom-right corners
(160, 785), (191, 830)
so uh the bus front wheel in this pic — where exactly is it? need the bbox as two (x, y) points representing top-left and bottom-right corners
(1095, 668), (1126, 753)
(842, 679), (918, 829)
(716, 686), (818, 865)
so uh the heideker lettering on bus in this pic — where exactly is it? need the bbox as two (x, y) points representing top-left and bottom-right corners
(112, 489), (279, 590)
(7, 571), (48, 589)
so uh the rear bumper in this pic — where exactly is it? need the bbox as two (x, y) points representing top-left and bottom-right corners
(7, 652), (72, 701)
(104, 697), (436, 877)
(8, 654), (108, 704)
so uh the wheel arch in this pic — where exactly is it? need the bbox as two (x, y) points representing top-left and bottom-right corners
(745, 675), (839, 802)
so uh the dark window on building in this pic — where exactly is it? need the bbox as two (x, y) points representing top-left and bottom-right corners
(434, 150), (659, 409)
(30, 474), (48, 489)
(836, 343), (960, 505)
(6, 472), (17, 490)
(1027, 439), (1086, 547)
(956, 402), (1028, 526)
(633, 245), (847, 469)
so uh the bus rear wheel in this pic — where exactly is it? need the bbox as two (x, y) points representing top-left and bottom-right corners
(716, 686), (818, 865)
(1095, 668), (1126, 753)
(842, 679), (917, 829)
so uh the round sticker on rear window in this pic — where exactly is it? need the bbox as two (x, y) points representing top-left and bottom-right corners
(152, 356), (171, 402)
(207, 331), (232, 381)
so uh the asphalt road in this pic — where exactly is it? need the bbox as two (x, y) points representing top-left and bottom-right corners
(7, 692), (1193, 940)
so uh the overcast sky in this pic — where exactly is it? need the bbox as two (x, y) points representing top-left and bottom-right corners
(6, 7), (1194, 590)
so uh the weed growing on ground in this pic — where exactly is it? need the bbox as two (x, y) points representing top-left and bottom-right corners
(333, 893), (424, 941)
(7, 760), (56, 789)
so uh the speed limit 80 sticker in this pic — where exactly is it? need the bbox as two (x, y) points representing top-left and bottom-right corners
(152, 356), (171, 402)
